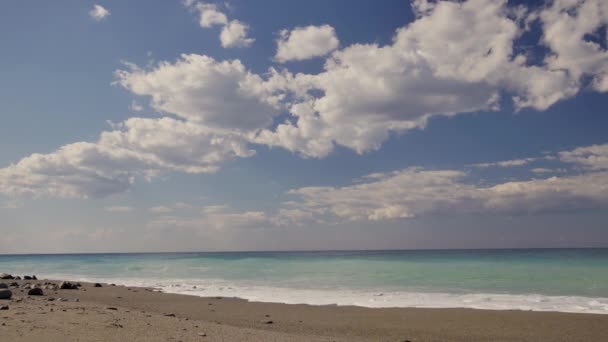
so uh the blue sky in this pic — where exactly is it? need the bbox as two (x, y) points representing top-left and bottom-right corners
(1, 0), (608, 253)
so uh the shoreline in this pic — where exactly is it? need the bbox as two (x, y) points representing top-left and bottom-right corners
(14, 273), (608, 314)
(2, 277), (608, 341)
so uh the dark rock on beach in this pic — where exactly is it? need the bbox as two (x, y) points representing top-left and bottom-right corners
(0, 289), (12, 300)
(94, 283), (102, 287)
(28, 288), (44, 296)
(0, 273), (13, 280)
(23, 275), (32, 280)
(59, 281), (78, 290)
(0, 305), (8, 310)
(0, 283), (7, 289)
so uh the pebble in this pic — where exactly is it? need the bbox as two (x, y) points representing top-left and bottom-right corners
(197, 332), (207, 337)
(261, 320), (274, 324)
(0, 305), (8, 310)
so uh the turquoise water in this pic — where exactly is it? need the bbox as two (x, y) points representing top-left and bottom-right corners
(1, 249), (607, 313)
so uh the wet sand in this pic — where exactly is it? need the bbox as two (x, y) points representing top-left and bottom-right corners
(1, 278), (608, 341)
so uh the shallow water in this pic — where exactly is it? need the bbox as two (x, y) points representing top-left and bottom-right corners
(1, 249), (607, 313)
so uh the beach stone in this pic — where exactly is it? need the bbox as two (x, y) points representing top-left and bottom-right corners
(0, 305), (8, 310)
(23, 276), (32, 280)
(9, 282), (18, 287)
(0, 283), (7, 289)
(260, 320), (274, 324)
(94, 283), (102, 287)
(28, 288), (44, 296)
(0, 289), (12, 300)
(14, 276), (21, 280)
(22, 283), (32, 289)
(59, 281), (78, 290)
(197, 332), (207, 337)
(0, 273), (13, 280)
(32, 275), (37, 280)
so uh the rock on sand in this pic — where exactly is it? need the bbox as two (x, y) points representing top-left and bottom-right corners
(28, 288), (44, 296)
(0, 289), (12, 300)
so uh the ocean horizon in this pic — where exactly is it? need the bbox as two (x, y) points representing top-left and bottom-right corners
(2, 248), (608, 314)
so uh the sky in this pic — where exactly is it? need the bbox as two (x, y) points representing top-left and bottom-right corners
(1, 0), (608, 253)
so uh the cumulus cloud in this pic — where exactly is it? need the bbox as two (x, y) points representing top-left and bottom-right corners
(559, 143), (608, 170)
(89, 4), (110, 21)
(286, 167), (608, 222)
(255, 0), (583, 157)
(220, 20), (255, 48)
(539, 0), (608, 91)
(194, 3), (228, 27)
(187, 2), (254, 48)
(275, 25), (340, 63)
(0, 117), (254, 198)
(2, 0), (608, 200)
(114, 54), (278, 132)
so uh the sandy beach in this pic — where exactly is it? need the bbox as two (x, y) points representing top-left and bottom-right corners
(0, 277), (607, 341)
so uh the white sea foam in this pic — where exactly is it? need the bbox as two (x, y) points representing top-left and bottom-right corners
(37, 273), (608, 314)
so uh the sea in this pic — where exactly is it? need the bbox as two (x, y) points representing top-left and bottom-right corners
(1, 249), (607, 314)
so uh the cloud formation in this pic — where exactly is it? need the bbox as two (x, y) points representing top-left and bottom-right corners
(115, 55), (279, 131)
(1, 0), (608, 199)
(0, 117), (254, 198)
(559, 144), (608, 170)
(275, 25), (340, 63)
(142, 143), (608, 230)
(89, 4), (110, 21)
(257, 0), (589, 157)
(188, 2), (254, 48)
(286, 163), (608, 222)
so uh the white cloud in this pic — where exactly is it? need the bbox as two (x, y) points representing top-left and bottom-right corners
(195, 3), (228, 27)
(559, 143), (608, 170)
(105, 206), (133, 213)
(0, 117), (255, 198)
(256, 0), (581, 157)
(187, 2), (254, 48)
(539, 0), (608, 92)
(220, 20), (255, 48)
(275, 25), (339, 63)
(114, 54), (277, 132)
(89, 4), (110, 21)
(286, 167), (608, 222)
(2, 0), (608, 201)
(472, 157), (539, 168)
(531, 168), (554, 174)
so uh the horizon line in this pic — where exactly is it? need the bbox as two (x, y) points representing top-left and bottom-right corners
(1, 246), (607, 256)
